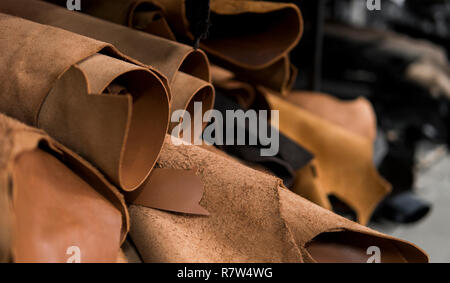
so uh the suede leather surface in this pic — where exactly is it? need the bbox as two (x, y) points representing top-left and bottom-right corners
(0, 0), (214, 117)
(129, 136), (427, 263)
(0, 114), (128, 263)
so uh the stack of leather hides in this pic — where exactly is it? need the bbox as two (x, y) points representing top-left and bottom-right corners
(0, 0), (429, 263)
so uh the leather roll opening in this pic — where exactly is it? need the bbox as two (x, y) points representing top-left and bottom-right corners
(179, 50), (211, 82)
(204, 6), (302, 68)
(185, 84), (215, 133)
(305, 231), (428, 263)
(113, 71), (170, 191)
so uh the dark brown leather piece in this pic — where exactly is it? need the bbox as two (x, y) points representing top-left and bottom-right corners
(126, 168), (209, 216)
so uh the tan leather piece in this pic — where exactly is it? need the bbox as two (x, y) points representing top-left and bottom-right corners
(286, 92), (377, 141)
(126, 168), (209, 215)
(128, 136), (427, 263)
(0, 13), (170, 192)
(1, 0), (215, 126)
(266, 93), (390, 225)
(0, 114), (129, 262)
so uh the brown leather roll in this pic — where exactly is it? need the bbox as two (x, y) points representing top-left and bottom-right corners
(0, 113), (128, 263)
(266, 92), (390, 225)
(128, 136), (427, 263)
(46, 0), (300, 94)
(0, 0), (214, 121)
(0, 13), (170, 191)
(211, 65), (271, 111)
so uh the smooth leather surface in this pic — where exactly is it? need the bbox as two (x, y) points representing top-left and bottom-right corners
(0, 113), (127, 262)
(13, 150), (122, 263)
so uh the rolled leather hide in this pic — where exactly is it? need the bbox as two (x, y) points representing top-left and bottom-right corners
(0, 0), (215, 131)
(45, 0), (301, 94)
(0, 113), (128, 263)
(0, 13), (170, 191)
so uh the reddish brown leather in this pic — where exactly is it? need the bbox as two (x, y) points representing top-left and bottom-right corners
(126, 168), (209, 215)
(0, 114), (128, 263)
(13, 150), (122, 263)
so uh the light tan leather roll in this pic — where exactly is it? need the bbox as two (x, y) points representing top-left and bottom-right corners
(0, 113), (128, 263)
(0, 0), (215, 120)
(0, 13), (170, 191)
(47, 0), (300, 94)
(266, 92), (390, 226)
(128, 136), (427, 263)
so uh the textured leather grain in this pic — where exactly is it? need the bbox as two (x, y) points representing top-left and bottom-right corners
(128, 136), (427, 263)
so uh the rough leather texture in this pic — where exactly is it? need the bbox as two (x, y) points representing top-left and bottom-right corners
(1, 0), (215, 125)
(128, 136), (427, 263)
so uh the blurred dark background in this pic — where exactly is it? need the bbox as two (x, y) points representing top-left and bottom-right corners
(283, 0), (450, 262)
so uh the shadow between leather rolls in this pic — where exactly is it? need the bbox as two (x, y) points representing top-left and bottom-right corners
(0, 0), (215, 135)
(0, 14), (170, 192)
